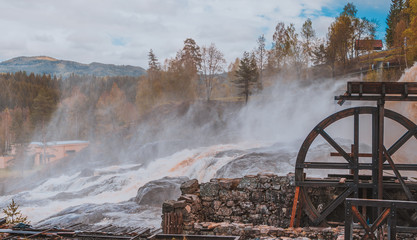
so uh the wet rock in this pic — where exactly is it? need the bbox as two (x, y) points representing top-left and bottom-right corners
(215, 152), (294, 179)
(237, 175), (258, 190)
(219, 179), (240, 190)
(200, 182), (220, 197)
(78, 168), (95, 177)
(134, 176), (189, 206)
(180, 179), (199, 194)
(216, 206), (232, 216)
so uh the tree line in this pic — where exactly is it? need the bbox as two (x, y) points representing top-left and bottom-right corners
(386, 0), (417, 62)
(1, 1), (417, 159)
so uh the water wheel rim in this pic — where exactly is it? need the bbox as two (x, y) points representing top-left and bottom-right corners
(295, 106), (417, 224)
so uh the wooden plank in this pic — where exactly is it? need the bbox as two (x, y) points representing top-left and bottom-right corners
(178, 212), (183, 234)
(347, 82), (417, 95)
(327, 174), (405, 181)
(290, 186), (300, 228)
(335, 95), (417, 102)
(346, 198), (417, 209)
(297, 162), (417, 170)
(330, 152), (373, 157)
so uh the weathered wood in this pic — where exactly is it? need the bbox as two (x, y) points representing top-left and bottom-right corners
(351, 205), (376, 240)
(163, 212), (183, 234)
(289, 186), (300, 228)
(345, 198), (417, 239)
(383, 146), (414, 201)
(347, 82), (417, 95)
(296, 83), (417, 226)
(313, 187), (354, 225)
(316, 127), (353, 164)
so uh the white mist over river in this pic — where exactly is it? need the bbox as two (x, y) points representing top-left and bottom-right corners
(4, 69), (417, 230)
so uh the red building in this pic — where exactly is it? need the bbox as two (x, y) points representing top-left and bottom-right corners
(355, 39), (383, 50)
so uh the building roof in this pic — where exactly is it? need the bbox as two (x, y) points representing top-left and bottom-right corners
(30, 140), (89, 146)
(355, 39), (383, 50)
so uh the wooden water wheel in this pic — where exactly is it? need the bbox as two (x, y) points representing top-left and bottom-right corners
(292, 82), (417, 226)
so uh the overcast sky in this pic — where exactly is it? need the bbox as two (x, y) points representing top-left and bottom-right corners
(0, 0), (390, 68)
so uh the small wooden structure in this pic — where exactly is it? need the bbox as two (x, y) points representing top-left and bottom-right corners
(291, 82), (417, 238)
(355, 40), (383, 51)
(163, 212), (183, 234)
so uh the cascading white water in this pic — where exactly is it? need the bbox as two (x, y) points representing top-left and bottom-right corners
(7, 74), (417, 229)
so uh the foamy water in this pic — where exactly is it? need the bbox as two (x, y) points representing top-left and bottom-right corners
(0, 143), (273, 224)
(4, 69), (417, 229)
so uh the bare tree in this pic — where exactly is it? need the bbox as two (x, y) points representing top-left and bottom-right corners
(200, 43), (226, 101)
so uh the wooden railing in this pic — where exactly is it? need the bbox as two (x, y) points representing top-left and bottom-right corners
(345, 198), (417, 239)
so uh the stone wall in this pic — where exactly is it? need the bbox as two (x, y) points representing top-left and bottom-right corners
(162, 173), (299, 234)
(162, 173), (417, 239)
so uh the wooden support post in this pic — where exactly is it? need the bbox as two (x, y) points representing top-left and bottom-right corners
(353, 108), (359, 198)
(378, 99), (385, 201)
(290, 186), (301, 228)
(345, 200), (353, 240)
(296, 193), (302, 228)
(388, 203), (397, 240)
(362, 188), (367, 219)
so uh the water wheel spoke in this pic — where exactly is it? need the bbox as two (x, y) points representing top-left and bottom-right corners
(315, 127), (353, 164)
(313, 186), (354, 225)
(383, 146), (414, 201)
(387, 128), (417, 156)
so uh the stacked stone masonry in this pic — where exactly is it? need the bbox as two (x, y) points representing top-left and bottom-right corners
(162, 173), (417, 239)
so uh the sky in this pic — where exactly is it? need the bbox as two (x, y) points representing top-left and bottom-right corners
(0, 0), (391, 68)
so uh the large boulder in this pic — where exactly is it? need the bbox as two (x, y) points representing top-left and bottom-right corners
(134, 176), (189, 207)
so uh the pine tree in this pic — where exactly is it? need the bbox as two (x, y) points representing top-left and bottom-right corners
(233, 52), (259, 103)
(147, 49), (161, 103)
(166, 38), (202, 101)
(255, 35), (266, 91)
(2, 199), (30, 225)
(301, 18), (316, 59)
(404, 0), (417, 60)
(148, 49), (161, 73)
(178, 38), (202, 73)
(386, 0), (405, 48)
(31, 89), (57, 129)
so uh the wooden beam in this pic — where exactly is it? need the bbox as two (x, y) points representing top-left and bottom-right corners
(313, 187), (354, 225)
(351, 205), (377, 240)
(383, 146), (414, 201)
(290, 186), (300, 228)
(316, 127), (353, 164)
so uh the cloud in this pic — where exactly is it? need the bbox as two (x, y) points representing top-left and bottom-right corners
(0, 0), (390, 67)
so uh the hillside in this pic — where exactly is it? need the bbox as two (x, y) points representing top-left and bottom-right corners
(0, 56), (146, 78)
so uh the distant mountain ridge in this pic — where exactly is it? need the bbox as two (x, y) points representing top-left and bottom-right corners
(0, 56), (146, 78)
